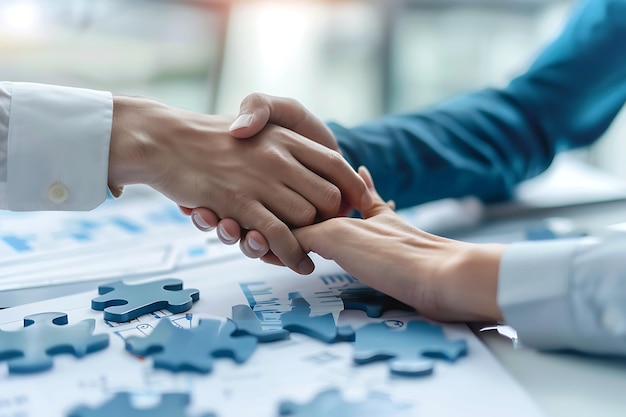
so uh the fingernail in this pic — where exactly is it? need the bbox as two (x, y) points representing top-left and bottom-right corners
(248, 237), (264, 252)
(299, 259), (314, 275)
(192, 212), (214, 232)
(217, 223), (236, 243)
(229, 113), (253, 131)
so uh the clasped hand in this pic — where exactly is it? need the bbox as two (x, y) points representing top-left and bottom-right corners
(109, 95), (369, 275)
(183, 94), (504, 323)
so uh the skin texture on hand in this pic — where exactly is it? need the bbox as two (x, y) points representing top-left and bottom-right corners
(108, 95), (368, 274)
(293, 167), (507, 323)
(181, 93), (363, 262)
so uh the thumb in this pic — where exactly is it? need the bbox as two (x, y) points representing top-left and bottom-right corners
(229, 93), (271, 138)
(229, 93), (339, 151)
(357, 166), (394, 219)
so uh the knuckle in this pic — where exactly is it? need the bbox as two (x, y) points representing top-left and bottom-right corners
(325, 149), (346, 171)
(260, 146), (289, 166)
(261, 219), (290, 241)
(318, 185), (341, 214)
(236, 197), (261, 219)
(292, 204), (316, 226)
(284, 97), (303, 110)
(244, 92), (269, 109)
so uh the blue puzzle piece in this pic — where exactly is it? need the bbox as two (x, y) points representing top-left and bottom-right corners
(67, 392), (216, 417)
(339, 288), (414, 318)
(0, 312), (109, 374)
(353, 320), (467, 377)
(125, 318), (257, 373)
(281, 298), (354, 343)
(91, 278), (199, 322)
(231, 305), (289, 343)
(279, 389), (411, 417)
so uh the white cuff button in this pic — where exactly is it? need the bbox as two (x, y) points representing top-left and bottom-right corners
(48, 183), (69, 203)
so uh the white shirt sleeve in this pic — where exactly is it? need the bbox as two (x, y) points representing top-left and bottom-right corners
(0, 82), (113, 211)
(498, 236), (626, 355)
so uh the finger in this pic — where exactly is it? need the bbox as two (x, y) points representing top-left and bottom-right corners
(240, 230), (270, 258)
(191, 208), (218, 232)
(230, 94), (338, 151)
(179, 205), (193, 216)
(260, 251), (284, 267)
(242, 202), (314, 274)
(293, 220), (341, 261)
(292, 144), (371, 214)
(387, 200), (396, 211)
(278, 168), (342, 221)
(216, 218), (242, 245)
(260, 185), (318, 227)
(356, 166), (394, 219)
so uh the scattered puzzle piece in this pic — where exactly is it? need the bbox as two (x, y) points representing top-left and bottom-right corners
(0, 312), (109, 374)
(67, 392), (216, 417)
(353, 320), (467, 377)
(281, 297), (354, 343)
(279, 389), (411, 417)
(339, 288), (414, 318)
(91, 278), (199, 322)
(231, 305), (289, 342)
(125, 318), (257, 373)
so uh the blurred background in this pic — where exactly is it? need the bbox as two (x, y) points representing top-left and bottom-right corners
(1, 0), (625, 178)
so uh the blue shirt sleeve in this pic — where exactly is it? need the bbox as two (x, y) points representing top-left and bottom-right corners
(330, 0), (626, 209)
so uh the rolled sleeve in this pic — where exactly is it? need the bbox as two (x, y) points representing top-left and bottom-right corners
(5, 82), (113, 211)
(499, 236), (626, 355)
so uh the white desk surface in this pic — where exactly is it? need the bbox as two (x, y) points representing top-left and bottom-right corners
(477, 329), (626, 417)
(3, 158), (626, 416)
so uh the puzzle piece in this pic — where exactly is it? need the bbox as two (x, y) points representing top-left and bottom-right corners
(353, 320), (467, 377)
(231, 305), (289, 342)
(0, 312), (109, 374)
(91, 278), (199, 322)
(279, 389), (411, 417)
(125, 317), (257, 373)
(67, 392), (216, 417)
(281, 297), (354, 343)
(339, 288), (414, 318)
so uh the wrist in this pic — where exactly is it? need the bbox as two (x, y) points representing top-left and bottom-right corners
(438, 242), (506, 322)
(108, 95), (167, 192)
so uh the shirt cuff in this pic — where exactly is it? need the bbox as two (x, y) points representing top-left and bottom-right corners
(6, 83), (113, 211)
(498, 238), (581, 350)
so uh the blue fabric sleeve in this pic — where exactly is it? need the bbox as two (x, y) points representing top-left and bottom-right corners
(330, 0), (626, 209)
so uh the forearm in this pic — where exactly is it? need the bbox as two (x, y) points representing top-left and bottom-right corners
(330, 89), (545, 208)
(331, 0), (626, 209)
(108, 95), (169, 195)
(437, 242), (505, 322)
(108, 95), (232, 205)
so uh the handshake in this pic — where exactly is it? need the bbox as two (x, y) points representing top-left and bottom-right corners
(110, 93), (373, 275)
(110, 92), (504, 326)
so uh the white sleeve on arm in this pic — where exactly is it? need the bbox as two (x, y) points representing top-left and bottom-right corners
(0, 81), (113, 211)
(498, 236), (626, 356)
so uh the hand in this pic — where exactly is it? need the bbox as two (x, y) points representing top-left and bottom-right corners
(181, 93), (361, 263)
(294, 166), (507, 322)
(108, 96), (369, 274)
